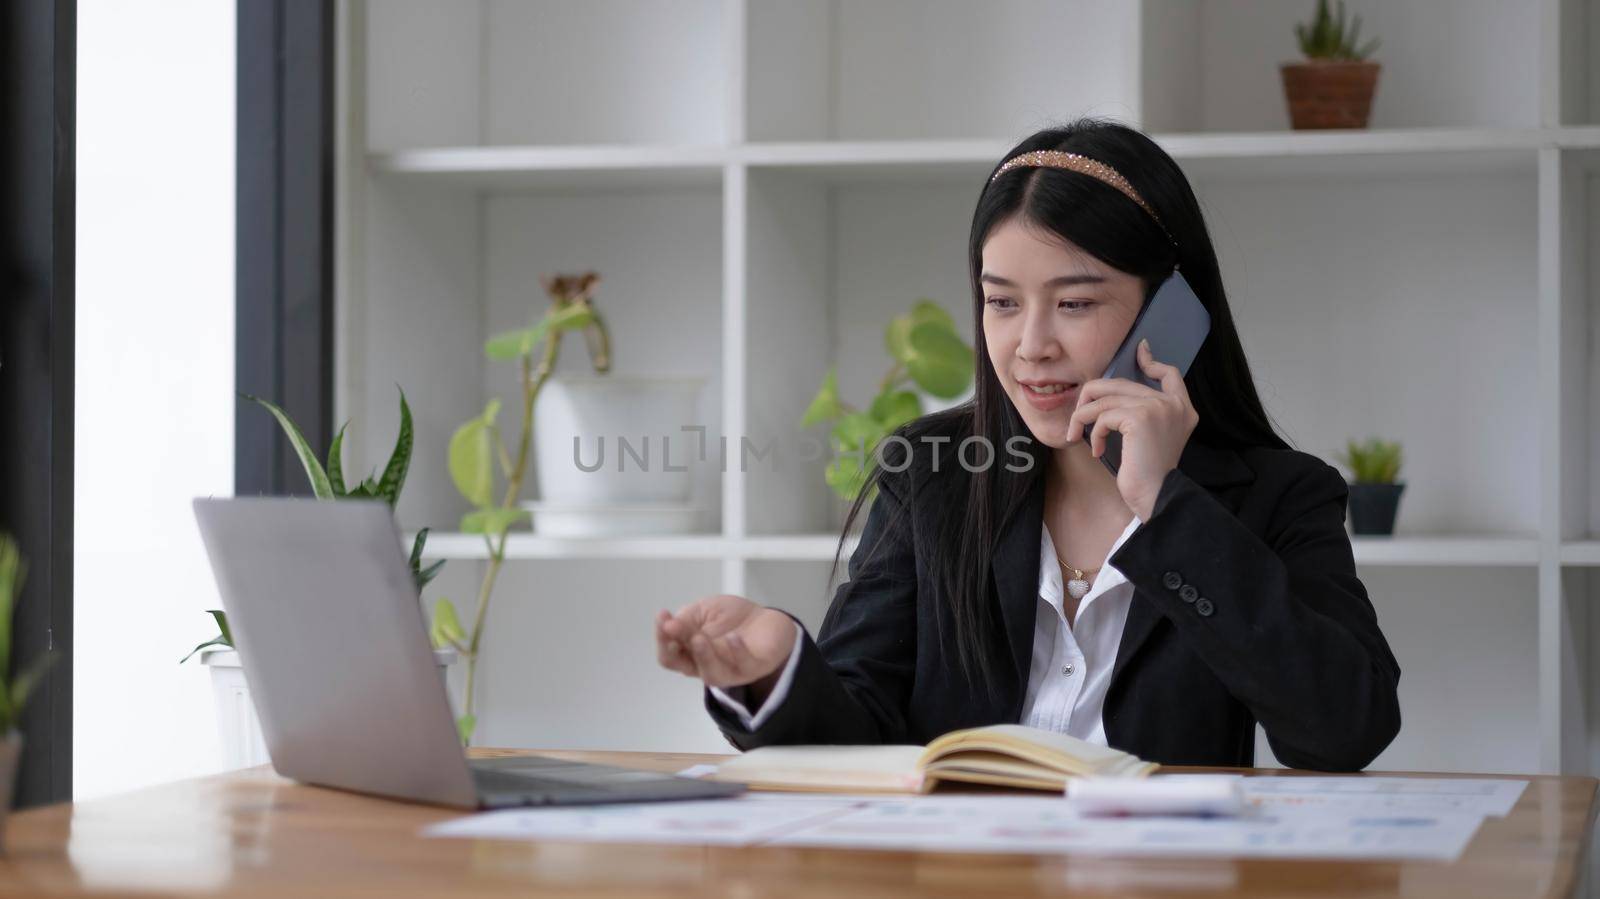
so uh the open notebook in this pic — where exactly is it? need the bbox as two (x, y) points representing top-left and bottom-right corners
(709, 724), (1158, 794)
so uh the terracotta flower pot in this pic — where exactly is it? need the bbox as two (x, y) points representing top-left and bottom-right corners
(1280, 59), (1380, 129)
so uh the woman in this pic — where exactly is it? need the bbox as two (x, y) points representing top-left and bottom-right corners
(654, 118), (1401, 771)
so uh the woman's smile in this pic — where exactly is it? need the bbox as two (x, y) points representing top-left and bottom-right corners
(1019, 380), (1079, 411)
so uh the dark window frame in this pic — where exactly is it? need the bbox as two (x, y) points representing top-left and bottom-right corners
(0, 0), (76, 807)
(236, 0), (336, 496)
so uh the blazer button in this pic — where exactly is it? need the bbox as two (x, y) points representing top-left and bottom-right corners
(1195, 597), (1215, 617)
(1179, 584), (1199, 603)
(1162, 571), (1183, 590)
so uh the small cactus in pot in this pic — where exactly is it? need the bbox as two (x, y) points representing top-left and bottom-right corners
(1333, 437), (1404, 535)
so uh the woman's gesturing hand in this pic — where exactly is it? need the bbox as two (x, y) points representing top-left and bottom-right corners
(655, 594), (799, 694)
(1065, 338), (1199, 521)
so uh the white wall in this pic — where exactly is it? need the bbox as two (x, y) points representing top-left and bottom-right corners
(74, 0), (235, 800)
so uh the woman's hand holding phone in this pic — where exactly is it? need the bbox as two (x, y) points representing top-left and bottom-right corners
(1066, 338), (1199, 521)
(655, 595), (798, 702)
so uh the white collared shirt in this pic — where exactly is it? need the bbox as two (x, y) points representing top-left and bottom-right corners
(712, 514), (1144, 740)
(1021, 514), (1142, 744)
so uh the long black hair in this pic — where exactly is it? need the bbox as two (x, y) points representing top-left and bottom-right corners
(826, 117), (1292, 699)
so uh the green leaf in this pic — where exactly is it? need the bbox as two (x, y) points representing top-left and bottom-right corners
(244, 394), (335, 499)
(1335, 437), (1403, 484)
(831, 412), (889, 467)
(408, 529), (446, 591)
(1293, 0), (1377, 59)
(484, 303), (593, 362)
(181, 609), (233, 664)
(327, 421), (349, 496)
(430, 598), (466, 649)
(208, 609), (234, 646)
(485, 328), (536, 361)
(461, 506), (529, 537)
(887, 301), (959, 365)
(904, 322), (974, 398)
(8, 652), (55, 724)
(376, 388), (414, 508)
(415, 559), (446, 591)
(456, 713), (477, 746)
(869, 390), (922, 432)
(800, 366), (845, 429)
(824, 455), (867, 501)
(908, 298), (957, 333)
(409, 527), (430, 573)
(448, 422), (494, 507)
(547, 303), (596, 332)
(885, 315), (914, 363)
(0, 536), (23, 680)
(180, 635), (230, 665)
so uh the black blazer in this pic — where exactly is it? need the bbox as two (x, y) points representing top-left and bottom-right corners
(704, 435), (1402, 772)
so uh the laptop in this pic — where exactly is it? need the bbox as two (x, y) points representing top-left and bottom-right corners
(191, 496), (744, 809)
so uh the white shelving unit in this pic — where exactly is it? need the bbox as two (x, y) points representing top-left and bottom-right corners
(336, 0), (1600, 773)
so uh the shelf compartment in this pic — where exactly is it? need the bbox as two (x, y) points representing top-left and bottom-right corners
(366, 0), (729, 151)
(1140, 0), (1541, 133)
(480, 186), (726, 537)
(470, 558), (730, 752)
(742, 167), (977, 537)
(355, 177), (726, 537)
(740, 160), (1539, 538)
(1259, 566), (1540, 773)
(745, 0), (1139, 143)
(1193, 168), (1539, 537)
(1548, 0), (1598, 125)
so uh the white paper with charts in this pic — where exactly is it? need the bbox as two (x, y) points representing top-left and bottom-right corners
(422, 775), (1528, 861)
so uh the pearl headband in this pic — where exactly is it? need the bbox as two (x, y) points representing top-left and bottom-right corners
(989, 150), (1178, 253)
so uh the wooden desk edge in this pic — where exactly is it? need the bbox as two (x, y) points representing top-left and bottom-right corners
(0, 749), (1593, 899)
(17, 748), (1598, 810)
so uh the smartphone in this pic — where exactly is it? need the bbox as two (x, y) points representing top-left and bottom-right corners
(1086, 268), (1211, 476)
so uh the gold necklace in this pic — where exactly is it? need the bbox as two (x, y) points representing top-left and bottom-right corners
(1057, 558), (1098, 600)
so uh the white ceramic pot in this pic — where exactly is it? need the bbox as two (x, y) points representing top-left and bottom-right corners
(201, 648), (457, 770)
(534, 374), (707, 505)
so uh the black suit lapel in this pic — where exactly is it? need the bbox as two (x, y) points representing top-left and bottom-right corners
(988, 440), (1256, 712)
(991, 471), (1045, 713)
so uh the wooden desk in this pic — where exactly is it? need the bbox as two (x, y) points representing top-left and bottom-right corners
(0, 750), (1593, 898)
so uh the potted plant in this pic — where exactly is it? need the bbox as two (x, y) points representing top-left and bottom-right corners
(1334, 437), (1404, 535)
(800, 299), (974, 505)
(436, 273), (626, 745)
(1281, 0), (1382, 130)
(182, 388), (456, 768)
(521, 272), (708, 537)
(0, 534), (58, 850)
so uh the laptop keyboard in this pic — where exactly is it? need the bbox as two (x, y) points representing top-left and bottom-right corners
(471, 766), (611, 798)
(467, 757), (743, 807)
